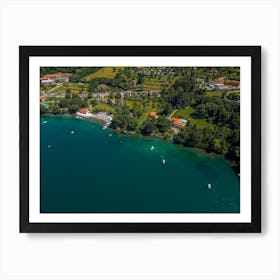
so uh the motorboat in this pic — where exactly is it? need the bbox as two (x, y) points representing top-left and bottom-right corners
(208, 183), (212, 189)
(150, 146), (154, 151)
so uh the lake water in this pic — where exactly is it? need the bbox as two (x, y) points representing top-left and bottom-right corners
(40, 116), (240, 213)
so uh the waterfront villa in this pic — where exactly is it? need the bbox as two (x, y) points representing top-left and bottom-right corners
(171, 118), (186, 129)
(76, 108), (93, 118)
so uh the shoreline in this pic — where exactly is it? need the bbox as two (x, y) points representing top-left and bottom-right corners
(40, 113), (239, 175)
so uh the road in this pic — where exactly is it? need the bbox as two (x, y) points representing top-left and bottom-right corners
(46, 84), (63, 94)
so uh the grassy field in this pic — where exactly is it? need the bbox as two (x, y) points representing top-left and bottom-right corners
(138, 77), (171, 90)
(205, 90), (225, 97)
(84, 67), (120, 81)
(51, 83), (89, 94)
(173, 107), (213, 129)
(91, 102), (115, 114)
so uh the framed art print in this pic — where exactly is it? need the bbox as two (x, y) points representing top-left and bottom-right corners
(20, 46), (261, 233)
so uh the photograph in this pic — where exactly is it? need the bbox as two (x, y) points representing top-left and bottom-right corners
(39, 66), (240, 213)
(20, 45), (260, 232)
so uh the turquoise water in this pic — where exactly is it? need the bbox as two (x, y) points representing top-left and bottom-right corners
(40, 116), (240, 213)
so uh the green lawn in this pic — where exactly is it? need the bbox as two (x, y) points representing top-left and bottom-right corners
(84, 67), (120, 81)
(205, 90), (225, 97)
(91, 102), (115, 114)
(139, 77), (170, 90)
(173, 107), (213, 129)
(52, 83), (89, 94)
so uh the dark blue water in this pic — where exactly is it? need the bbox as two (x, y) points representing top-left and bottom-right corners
(40, 116), (240, 213)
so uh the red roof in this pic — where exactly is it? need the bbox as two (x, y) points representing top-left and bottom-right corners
(214, 77), (225, 84)
(224, 80), (240, 86)
(40, 96), (45, 100)
(150, 112), (157, 117)
(172, 120), (184, 128)
(171, 118), (185, 128)
(45, 74), (58, 78)
(149, 89), (160, 95)
(78, 108), (88, 114)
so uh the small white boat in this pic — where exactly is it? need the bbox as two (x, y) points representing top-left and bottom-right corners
(150, 146), (154, 151)
(102, 125), (107, 130)
(47, 144), (51, 149)
(109, 133), (112, 137)
(162, 159), (166, 165)
(42, 121), (48, 124)
(208, 183), (212, 189)
(71, 130), (75, 134)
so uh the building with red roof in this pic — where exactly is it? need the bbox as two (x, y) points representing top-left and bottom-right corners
(224, 80), (240, 87)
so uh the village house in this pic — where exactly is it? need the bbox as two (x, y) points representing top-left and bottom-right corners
(171, 118), (186, 129)
(40, 95), (45, 102)
(40, 77), (55, 84)
(148, 89), (160, 96)
(149, 111), (157, 118)
(224, 80), (240, 87)
(76, 108), (93, 118)
(212, 77), (228, 90)
(210, 69), (219, 75)
(40, 73), (72, 84)
(124, 90), (136, 97)
(130, 80), (137, 87)
(97, 84), (108, 90)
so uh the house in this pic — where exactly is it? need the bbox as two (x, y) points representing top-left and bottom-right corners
(130, 80), (137, 87)
(171, 118), (185, 129)
(224, 80), (240, 87)
(149, 111), (157, 117)
(41, 78), (55, 84)
(212, 77), (228, 90)
(148, 89), (160, 96)
(214, 77), (225, 84)
(40, 95), (45, 102)
(54, 73), (71, 82)
(124, 90), (136, 97)
(97, 84), (108, 90)
(40, 72), (72, 83)
(76, 108), (93, 118)
(210, 69), (219, 75)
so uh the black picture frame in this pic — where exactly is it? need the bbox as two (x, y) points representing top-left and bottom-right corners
(20, 46), (261, 233)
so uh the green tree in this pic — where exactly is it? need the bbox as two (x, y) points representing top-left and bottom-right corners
(68, 105), (79, 114)
(142, 122), (154, 136)
(156, 116), (170, 133)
